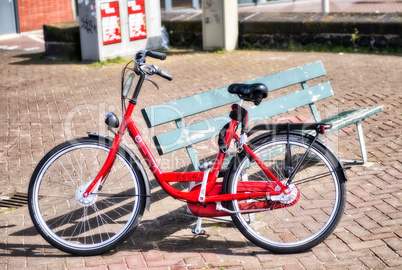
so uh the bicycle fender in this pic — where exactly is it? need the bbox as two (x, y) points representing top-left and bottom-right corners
(87, 132), (151, 210)
(249, 131), (348, 181)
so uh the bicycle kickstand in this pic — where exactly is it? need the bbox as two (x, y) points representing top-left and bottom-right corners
(192, 217), (205, 235)
(191, 161), (213, 235)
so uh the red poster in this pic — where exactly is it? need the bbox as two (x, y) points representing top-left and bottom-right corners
(101, 2), (121, 45)
(128, 0), (147, 41)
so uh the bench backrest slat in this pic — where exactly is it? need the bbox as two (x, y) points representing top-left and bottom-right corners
(142, 61), (326, 127)
(154, 82), (333, 155)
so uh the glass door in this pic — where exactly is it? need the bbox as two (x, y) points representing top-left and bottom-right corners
(0, 0), (18, 35)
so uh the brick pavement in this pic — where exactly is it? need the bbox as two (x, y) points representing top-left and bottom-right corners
(0, 49), (401, 269)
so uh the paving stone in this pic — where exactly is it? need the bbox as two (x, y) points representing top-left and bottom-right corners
(370, 224), (402, 235)
(125, 255), (146, 269)
(107, 264), (128, 270)
(101, 256), (126, 267)
(282, 265), (304, 270)
(200, 252), (220, 263)
(359, 255), (387, 269)
(325, 238), (351, 253)
(147, 259), (185, 268)
(85, 258), (107, 267)
(65, 257), (86, 269)
(260, 257), (300, 269)
(141, 249), (163, 262)
(371, 245), (399, 261)
(334, 249), (372, 261)
(383, 258), (402, 268)
(298, 255), (325, 270)
(69, 267), (107, 270)
(312, 246), (337, 263)
(238, 255), (262, 270)
(183, 256), (206, 269)
(349, 239), (385, 251)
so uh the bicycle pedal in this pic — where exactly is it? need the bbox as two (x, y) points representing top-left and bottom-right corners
(199, 161), (213, 171)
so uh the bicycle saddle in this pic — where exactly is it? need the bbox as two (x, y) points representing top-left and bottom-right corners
(228, 83), (268, 105)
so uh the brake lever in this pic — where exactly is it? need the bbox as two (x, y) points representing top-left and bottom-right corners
(139, 63), (162, 90)
(145, 75), (159, 90)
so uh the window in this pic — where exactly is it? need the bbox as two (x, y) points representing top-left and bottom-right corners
(160, 0), (201, 11)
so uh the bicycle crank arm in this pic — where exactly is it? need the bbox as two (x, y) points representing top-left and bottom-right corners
(198, 161), (213, 203)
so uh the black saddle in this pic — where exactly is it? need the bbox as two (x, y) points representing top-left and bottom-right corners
(228, 83), (268, 105)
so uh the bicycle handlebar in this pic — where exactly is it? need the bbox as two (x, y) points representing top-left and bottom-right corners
(136, 50), (166, 61)
(135, 50), (173, 81)
(145, 50), (166, 60)
(155, 68), (173, 81)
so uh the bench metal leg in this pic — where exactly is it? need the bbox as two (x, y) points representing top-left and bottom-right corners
(357, 121), (368, 164)
(342, 121), (367, 165)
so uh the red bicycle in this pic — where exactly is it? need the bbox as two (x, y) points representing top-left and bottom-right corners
(28, 50), (347, 256)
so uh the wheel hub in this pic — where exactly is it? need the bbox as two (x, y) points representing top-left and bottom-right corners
(271, 184), (299, 204)
(75, 183), (98, 206)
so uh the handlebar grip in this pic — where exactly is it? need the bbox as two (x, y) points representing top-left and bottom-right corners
(156, 69), (173, 81)
(145, 50), (167, 60)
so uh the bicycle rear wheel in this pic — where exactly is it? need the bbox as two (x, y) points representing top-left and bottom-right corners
(28, 137), (146, 255)
(226, 133), (346, 253)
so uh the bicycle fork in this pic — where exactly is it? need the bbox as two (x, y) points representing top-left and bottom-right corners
(82, 104), (136, 198)
(82, 132), (124, 198)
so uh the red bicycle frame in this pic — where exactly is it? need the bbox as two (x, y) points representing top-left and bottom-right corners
(83, 99), (289, 204)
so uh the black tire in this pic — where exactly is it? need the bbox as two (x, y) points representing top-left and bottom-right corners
(28, 137), (147, 256)
(226, 133), (346, 253)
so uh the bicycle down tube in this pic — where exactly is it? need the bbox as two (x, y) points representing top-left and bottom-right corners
(84, 99), (286, 203)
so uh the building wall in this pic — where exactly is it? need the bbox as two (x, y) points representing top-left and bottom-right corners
(17, 0), (74, 32)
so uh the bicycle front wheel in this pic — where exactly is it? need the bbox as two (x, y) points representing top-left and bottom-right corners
(226, 133), (346, 253)
(28, 137), (147, 255)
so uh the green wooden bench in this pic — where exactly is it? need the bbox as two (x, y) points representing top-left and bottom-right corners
(142, 61), (383, 172)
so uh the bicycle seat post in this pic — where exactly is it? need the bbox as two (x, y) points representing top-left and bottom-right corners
(237, 98), (248, 145)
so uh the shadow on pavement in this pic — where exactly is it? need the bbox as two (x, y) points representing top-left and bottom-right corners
(6, 172), (257, 257)
(7, 48), (211, 66)
(8, 52), (83, 66)
(4, 204), (252, 257)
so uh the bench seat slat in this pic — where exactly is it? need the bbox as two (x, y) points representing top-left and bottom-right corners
(245, 61), (326, 90)
(321, 106), (383, 134)
(142, 61), (326, 127)
(142, 87), (238, 128)
(155, 82), (333, 155)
